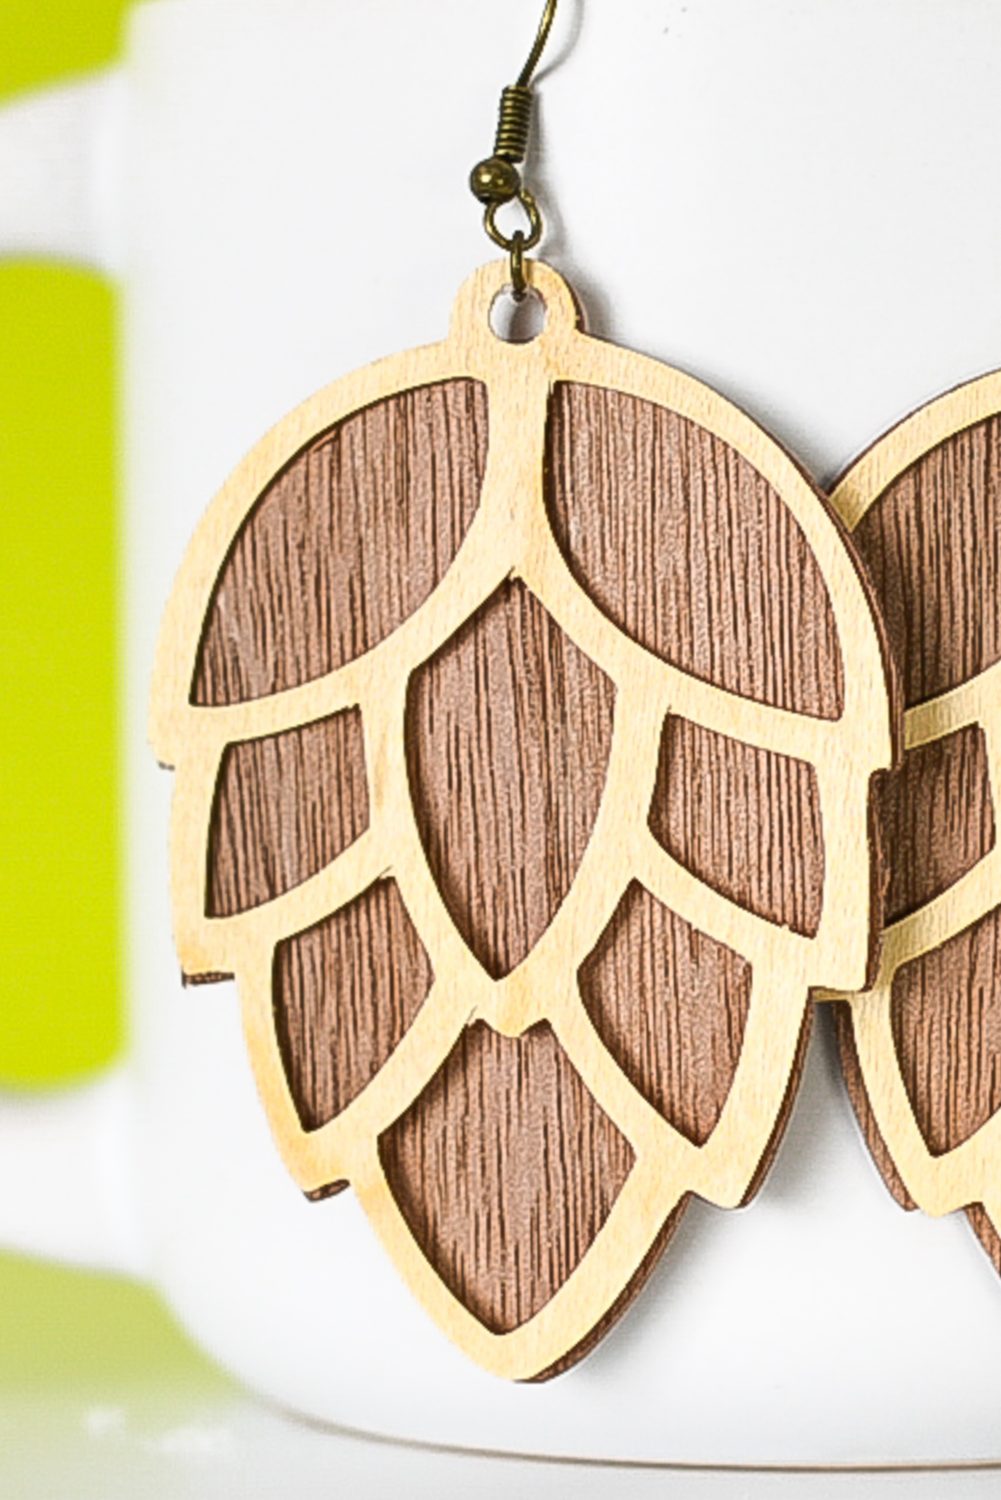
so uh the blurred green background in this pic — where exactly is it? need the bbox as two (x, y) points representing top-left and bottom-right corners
(0, 0), (223, 1403)
(0, 0), (128, 1083)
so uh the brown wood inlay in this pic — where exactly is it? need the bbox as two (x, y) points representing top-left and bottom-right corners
(545, 383), (844, 719)
(579, 882), (751, 1145)
(193, 379), (488, 704)
(406, 579), (615, 978)
(891, 906), (1001, 1156)
(649, 716), (825, 937)
(274, 879), (433, 1132)
(853, 414), (1001, 707)
(876, 725), (994, 925)
(207, 709), (368, 918)
(379, 1022), (634, 1336)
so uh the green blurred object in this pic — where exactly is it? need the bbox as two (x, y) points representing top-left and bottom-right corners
(0, 0), (221, 1408)
(0, 1253), (224, 1396)
(0, 0), (129, 1082)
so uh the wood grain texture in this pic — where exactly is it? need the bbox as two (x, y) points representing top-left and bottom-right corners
(407, 579), (615, 978)
(151, 260), (894, 1378)
(650, 716), (824, 938)
(853, 413), (1001, 707)
(546, 383), (844, 720)
(579, 882), (751, 1145)
(193, 380), (488, 704)
(830, 377), (1001, 1270)
(891, 906), (1001, 1156)
(207, 709), (368, 917)
(379, 1022), (634, 1336)
(275, 879), (433, 1132)
(876, 726), (994, 924)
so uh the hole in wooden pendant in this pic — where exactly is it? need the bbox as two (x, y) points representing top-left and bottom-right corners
(379, 1021), (634, 1334)
(649, 715), (824, 937)
(192, 379), (488, 704)
(274, 879), (433, 1132)
(545, 383), (844, 718)
(207, 709), (368, 917)
(891, 905), (1001, 1156)
(406, 579), (615, 978)
(579, 882), (751, 1145)
(876, 725), (995, 925)
(489, 287), (546, 343)
(853, 414), (1001, 706)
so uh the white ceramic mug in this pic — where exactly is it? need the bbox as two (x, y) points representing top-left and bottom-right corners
(3, 0), (1001, 1466)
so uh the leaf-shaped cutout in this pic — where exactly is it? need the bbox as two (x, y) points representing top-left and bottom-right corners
(192, 379), (488, 704)
(875, 725), (995, 925)
(207, 709), (368, 917)
(853, 414), (1001, 706)
(649, 715), (824, 937)
(379, 1022), (634, 1335)
(579, 882), (751, 1145)
(274, 879), (432, 1132)
(407, 580), (615, 978)
(545, 383), (844, 719)
(891, 905), (1001, 1155)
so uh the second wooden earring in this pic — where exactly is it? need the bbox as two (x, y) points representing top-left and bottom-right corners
(831, 374), (1001, 1275)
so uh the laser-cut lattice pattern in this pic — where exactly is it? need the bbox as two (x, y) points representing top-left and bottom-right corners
(151, 261), (893, 1379)
(830, 379), (1001, 1276)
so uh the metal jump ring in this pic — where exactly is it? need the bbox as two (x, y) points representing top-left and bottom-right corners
(483, 188), (543, 255)
(509, 231), (527, 299)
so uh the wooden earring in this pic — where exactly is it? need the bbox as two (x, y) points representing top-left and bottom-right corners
(150, 258), (895, 1378)
(829, 375), (1001, 1276)
(149, 2), (896, 1378)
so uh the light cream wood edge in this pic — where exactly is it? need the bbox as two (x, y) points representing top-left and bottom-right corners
(829, 370), (1001, 1231)
(150, 258), (893, 1379)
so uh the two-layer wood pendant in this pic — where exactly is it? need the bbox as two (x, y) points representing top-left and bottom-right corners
(150, 255), (896, 1377)
(149, 0), (899, 1379)
(831, 376), (1001, 1279)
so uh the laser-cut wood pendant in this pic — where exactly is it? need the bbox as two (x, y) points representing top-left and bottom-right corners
(830, 376), (1001, 1278)
(150, 260), (894, 1379)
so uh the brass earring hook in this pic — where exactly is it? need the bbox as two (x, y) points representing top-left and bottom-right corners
(517, 0), (558, 88)
(469, 0), (560, 298)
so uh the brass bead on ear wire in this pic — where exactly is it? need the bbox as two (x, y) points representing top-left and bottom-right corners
(469, 155), (522, 205)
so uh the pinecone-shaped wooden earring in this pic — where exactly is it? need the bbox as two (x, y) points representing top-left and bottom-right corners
(150, 4), (897, 1378)
(830, 378), (1001, 1276)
